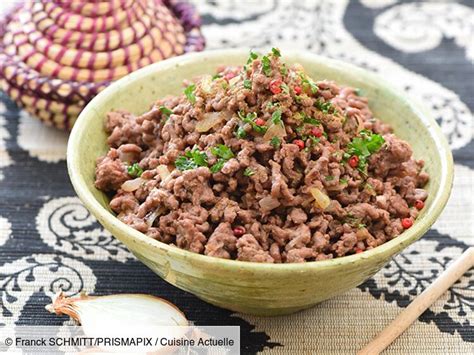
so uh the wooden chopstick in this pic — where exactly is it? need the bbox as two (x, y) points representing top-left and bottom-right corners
(358, 247), (474, 355)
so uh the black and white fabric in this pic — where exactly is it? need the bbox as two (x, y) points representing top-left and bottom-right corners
(0, 1), (472, 353)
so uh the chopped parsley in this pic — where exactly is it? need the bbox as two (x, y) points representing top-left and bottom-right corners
(238, 111), (267, 134)
(211, 144), (234, 160)
(235, 126), (247, 139)
(210, 160), (225, 173)
(340, 177), (349, 185)
(270, 136), (281, 148)
(212, 73), (222, 80)
(127, 163), (143, 178)
(300, 73), (318, 94)
(266, 101), (278, 109)
(243, 79), (252, 89)
(345, 130), (385, 171)
(184, 84), (196, 104)
(159, 106), (173, 119)
(280, 64), (288, 76)
(261, 55), (272, 76)
(308, 136), (320, 145)
(244, 167), (255, 177)
(325, 175), (334, 181)
(271, 47), (281, 57)
(302, 113), (321, 126)
(210, 144), (235, 173)
(271, 109), (283, 125)
(247, 51), (259, 64)
(175, 146), (208, 171)
(281, 83), (290, 94)
(314, 99), (336, 114)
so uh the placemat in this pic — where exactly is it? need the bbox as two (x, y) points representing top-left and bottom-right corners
(0, 1), (473, 354)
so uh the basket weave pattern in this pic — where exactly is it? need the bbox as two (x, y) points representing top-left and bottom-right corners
(0, 0), (205, 130)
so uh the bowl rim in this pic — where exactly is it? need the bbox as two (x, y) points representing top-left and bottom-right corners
(67, 48), (454, 272)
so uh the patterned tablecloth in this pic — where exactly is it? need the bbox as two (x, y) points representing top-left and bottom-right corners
(0, 1), (473, 354)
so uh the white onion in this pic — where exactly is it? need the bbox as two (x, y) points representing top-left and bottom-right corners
(259, 196), (280, 211)
(263, 122), (286, 141)
(156, 164), (170, 180)
(309, 187), (331, 210)
(354, 113), (365, 133)
(146, 207), (166, 227)
(228, 75), (240, 86)
(195, 111), (230, 132)
(46, 291), (188, 352)
(121, 178), (146, 192)
(200, 75), (213, 94)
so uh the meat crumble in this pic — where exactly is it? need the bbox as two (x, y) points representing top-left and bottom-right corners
(95, 48), (429, 263)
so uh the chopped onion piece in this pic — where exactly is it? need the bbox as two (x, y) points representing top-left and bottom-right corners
(263, 122), (286, 141)
(228, 75), (240, 86)
(121, 178), (146, 192)
(196, 111), (231, 133)
(354, 113), (365, 133)
(259, 196), (280, 211)
(200, 75), (213, 94)
(146, 207), (166, 227)
(310, 187), (331, 210)
(156, 165), (170, 180)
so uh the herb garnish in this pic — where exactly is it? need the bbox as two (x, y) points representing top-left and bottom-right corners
(235, 126), (247, 139)
(271, 47), (281, 57)
(238, 111), (267, 134)
(270, 136), (281, 148)
(345, 130), (385, 171)
(184, 84), (196, 104)
(280, 64), (288, 76)
(266, 102), (278, 109)
(314, 99), (336, 114)
(271, 109), (283, 126)
(247, 51), (259, 64)
(159, 106), (173, 119)
(175, 146), (208, 171)
(300, 73), (318, 94)
(243, 79), (252, 89)
(325, 175), (334, 181)
(340, 177), (349, 185)
(210, 144), (235, 173)
(244, 167), (255, 177)
(212, 73), (222, 80)
(302, 113), (321, 126)
(127, 163), (143, 178)
(261, 55), (272, 76)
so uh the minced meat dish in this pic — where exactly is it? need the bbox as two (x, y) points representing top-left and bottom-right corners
(95, 48), (429, 263)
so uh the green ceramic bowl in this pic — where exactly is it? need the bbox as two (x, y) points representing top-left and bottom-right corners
(67, 49), (453, 316)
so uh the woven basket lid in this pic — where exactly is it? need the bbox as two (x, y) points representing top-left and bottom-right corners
(0, 0), (205, 130)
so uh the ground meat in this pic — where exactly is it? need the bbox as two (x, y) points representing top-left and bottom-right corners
(95, 150), (128, 191)
(236, 234), (274, 263)
(205, 222), (237, 259)
(95, 49), (429, 263)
